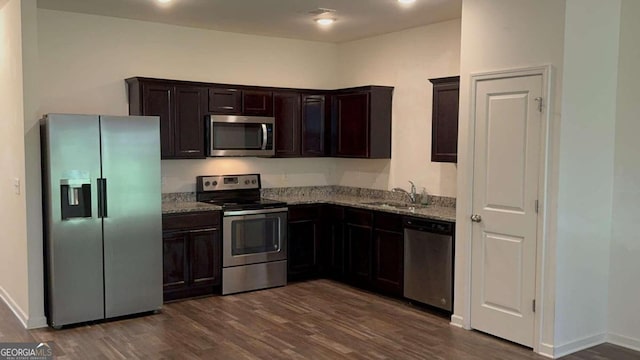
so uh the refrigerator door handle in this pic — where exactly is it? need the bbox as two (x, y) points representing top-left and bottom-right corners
(97, 178), (108, 218)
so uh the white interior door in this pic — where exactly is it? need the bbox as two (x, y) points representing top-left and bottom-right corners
(470, 74), (543, 347)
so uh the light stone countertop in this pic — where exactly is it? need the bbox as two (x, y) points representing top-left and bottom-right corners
(262, 194), (456, 222)
(162, 186), (456, 222)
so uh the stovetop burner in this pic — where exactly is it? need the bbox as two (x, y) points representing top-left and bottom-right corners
(195, 174), (287, 211)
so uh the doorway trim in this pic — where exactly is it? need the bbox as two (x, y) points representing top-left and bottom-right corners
(452, 65), (554, 357)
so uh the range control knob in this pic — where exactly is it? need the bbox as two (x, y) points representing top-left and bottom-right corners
(212, 181), (218, 186)
(245, 180), (250, 185)
(204, 181), (211, 187)
(252, 180), (257, 184)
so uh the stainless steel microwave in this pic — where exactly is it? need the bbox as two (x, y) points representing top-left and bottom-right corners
(207, 115), (275, 157)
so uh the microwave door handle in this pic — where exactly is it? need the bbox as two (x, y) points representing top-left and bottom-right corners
(261, 124), (268, 150)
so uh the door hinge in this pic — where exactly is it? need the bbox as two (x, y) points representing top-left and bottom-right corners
(533, 299), (536, 313)
(535, 200), (539, 214)
(535, 97), (543, 113)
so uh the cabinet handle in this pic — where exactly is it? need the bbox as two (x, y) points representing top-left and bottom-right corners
(189, 228), (218, 233)
(470, 214), (482, 223)
(183, 150), (200, 153)
(219, 106), (234, 110)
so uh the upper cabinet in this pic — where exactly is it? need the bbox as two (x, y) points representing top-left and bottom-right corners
(243, 90), (273, 116)
(127, 78), (207, 159)
(273, 92), (329, 158)
(127, 77), (393, 160)
(208, 87), (273, 116)
(273, 91), (301, 157)
(331, 86), (393, 159)
(429, 76), (459, 163)
(208, 87), (242, 114)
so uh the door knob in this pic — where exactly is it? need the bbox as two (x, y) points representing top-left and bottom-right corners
(471, 214), (482, 222)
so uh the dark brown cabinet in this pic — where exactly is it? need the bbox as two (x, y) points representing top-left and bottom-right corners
(209, 87), (273, 116)
(430, 76), (460, 163)
(162, 211), (221, 301)
(127, 78), (207, 159)
(332, 86), (393, 159)
(344, 208), (374, 287)
(274, 92), (329, 158)
(287, 205), (322, 280)
(301, 94), (328, 157)
(372, 212), (404, 296)
(322, 205), (345, 280)
(243, 90), (273, 116)
(274, 92), (301, 157)
(208, 87), (242, 114)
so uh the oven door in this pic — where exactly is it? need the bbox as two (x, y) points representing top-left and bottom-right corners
(223, 208), (287, 267)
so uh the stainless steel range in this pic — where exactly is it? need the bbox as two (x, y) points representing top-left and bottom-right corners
(196, 174), (288, 295)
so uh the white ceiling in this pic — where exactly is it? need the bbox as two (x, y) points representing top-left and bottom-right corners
(36, 0), (462, 43)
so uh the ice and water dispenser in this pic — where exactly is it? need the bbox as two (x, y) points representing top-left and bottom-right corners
(60, 178), (91, 219)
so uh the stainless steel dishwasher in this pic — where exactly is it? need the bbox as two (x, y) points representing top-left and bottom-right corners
(403, 217), (454, 312)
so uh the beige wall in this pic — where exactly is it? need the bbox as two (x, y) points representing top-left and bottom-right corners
(554, 0), (620, 354)
(37, 10), (462, 196)
(609, 0), (640, 351)
(335, 20), (461, 196)
(0, 0), (30, 326)
(456, 0), (566, 356)
(37, 9), (341, 192)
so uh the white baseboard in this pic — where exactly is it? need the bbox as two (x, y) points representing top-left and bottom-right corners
(553, 333), (607, 358)
(0, 285), (47, 329)
(537, 343), (555, 358)
(0, 285), (29, 329)
(607, 332), (640, 352)
(450, 314), (467, 329)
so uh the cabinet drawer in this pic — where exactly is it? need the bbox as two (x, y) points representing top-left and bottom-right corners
(163, 211), (220, 231)
(374, 212), (403, 233)
(345, 208), (373, 227)
(288, 204), (321, 221)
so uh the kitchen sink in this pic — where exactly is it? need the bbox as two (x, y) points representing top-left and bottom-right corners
(361, 201), (425, 210)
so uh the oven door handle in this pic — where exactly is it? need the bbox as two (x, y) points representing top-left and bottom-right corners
(224, 207), (288, 217)
(261, 123), (268, 150)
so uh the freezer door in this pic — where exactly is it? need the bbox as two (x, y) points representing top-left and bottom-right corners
(42, 114), (104, 327)
(100, 115), (163, 318)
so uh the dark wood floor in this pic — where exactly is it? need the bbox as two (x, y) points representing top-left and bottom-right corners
(0, 279), (636, 359)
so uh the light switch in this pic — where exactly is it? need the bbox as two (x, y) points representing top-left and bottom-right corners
(14, 178), (20, 195)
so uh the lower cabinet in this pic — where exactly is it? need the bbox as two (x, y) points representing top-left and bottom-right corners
(372, 212), (404, 296)
(344, 208), (374, 287)
(322, 205), (345, 280)
(287, 205), (322, 280)
(162, 211), (221, 301)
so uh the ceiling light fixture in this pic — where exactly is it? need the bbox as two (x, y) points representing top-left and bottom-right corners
(157, 0), (172, 4)
(397, 0), (416, 4)
(314, 18), (336, 26)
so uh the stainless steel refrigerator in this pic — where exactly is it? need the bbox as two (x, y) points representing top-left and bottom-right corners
(41, 114), (162, 328)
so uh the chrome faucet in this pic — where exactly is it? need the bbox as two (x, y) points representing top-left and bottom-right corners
(393, 181), (417, 204)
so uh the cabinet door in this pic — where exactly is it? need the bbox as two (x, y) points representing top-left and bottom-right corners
(288, 219), (319, 280)
(274, 92), (301, 157)
(190, 229), (221, 287)
(174, 86), (206, 158)
(209, 87), (242, 114)
(346, 223), (373, 286)
(430, 77), (460, 162)
(373, 229), (404, 296)
(301, 95), (326, 157)
(243, 90), (273, 116)
(333, 92), (370, 157)
(142, 83), (174, 158)
(163, 232), (189, 290)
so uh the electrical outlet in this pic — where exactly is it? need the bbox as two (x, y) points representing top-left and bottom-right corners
(14, 178), (20, 195)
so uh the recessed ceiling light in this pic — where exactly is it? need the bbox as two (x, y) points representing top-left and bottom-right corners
(398, 0), (416, 4)
(157, 0), (171, 3)
(314, 18), (336, 26)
